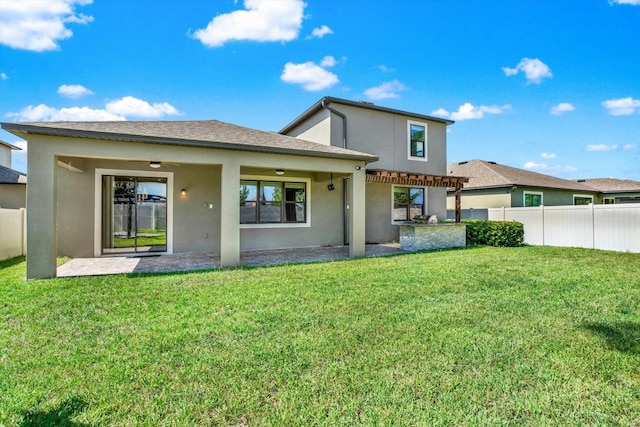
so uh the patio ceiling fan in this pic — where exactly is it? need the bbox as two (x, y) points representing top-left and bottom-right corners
(127, 160), (180, 168)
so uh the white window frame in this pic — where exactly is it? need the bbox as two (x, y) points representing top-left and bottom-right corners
(391, 185), (428, 224)
(407, 120), (428, 162)
(239, 174), (311, 229)
(603, 197), (616, 204)
(94, 168), (174, 257)
(523, 191), (543, 207)
(573, 194), (594, 205)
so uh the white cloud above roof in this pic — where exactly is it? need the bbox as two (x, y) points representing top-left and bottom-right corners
(623, 144), (638, 150)
(587, 144), (618, 151)
(502, 58), (552, 83)
(432, 103), (511, 121)
(280, 61), (339, 91)
(308, 25), (333, 39)
(550, 102), (575, 115)
(320, 55), (337, 67)
(541, 152), (557, 159)
(7, 96), (181, 121)
(1, 73), (8, 80)
(602, 97), (640, 116)
(523, 161), (577, 173)
(58, 84), (94, 99)
(609, 0), (640, 5)
(364, 80), (407, 100)
(0, 0), (94, 52)
(192, 0), (304, 47)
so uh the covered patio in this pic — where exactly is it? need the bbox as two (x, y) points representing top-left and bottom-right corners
(57, 243), (407, 277)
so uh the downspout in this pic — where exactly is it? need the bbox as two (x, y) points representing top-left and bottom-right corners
(321, 99), (350, 245)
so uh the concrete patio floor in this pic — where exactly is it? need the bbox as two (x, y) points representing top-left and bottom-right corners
(56, 244), (406, 277)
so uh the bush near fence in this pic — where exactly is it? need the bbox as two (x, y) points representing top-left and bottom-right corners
(463, 219), (524, 247)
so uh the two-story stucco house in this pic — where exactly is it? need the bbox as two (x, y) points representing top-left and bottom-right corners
(1, 96), (465, 279)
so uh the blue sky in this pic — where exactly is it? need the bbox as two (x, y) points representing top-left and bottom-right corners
(1, 0), (639, 180)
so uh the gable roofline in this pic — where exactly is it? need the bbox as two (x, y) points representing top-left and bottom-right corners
(1, 120), (379, 163)
(576, 178), (640, 194)
(279, 96), (454, 134)
(0, 139), (22, 150)
(447, 159), (598, 192)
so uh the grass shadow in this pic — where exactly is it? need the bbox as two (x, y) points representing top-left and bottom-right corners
(0, 255), (25, 268)
(582, 321), (640, 355)
(19, 397), (92, 427)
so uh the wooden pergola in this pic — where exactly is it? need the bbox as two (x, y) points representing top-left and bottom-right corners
(365, 169), (469, 223)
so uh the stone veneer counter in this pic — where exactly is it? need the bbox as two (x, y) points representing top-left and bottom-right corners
(399, 223), (466, 252)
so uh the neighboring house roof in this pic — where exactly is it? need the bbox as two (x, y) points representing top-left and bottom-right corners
(279, 96), (454, 134)
(576, 178), (640, 194)
(1, 120), (379, 163)
(0, 164), (27, 184)
(447, 159), (597, 192)
(0, 139), (22, 150)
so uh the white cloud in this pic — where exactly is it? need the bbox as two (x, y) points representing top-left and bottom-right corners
(602, 97), (640, 116)
(58, 84), (94, 99)
(1, 73), (8, 80)
(364, 80), (407, 100)
(609, 0), (640, 5)
(541, 152), (557, 159)
(7, 104), (124, 121)
(0, 0), (94, 52)
(7, 96), (180, 121)
(105, 96), (180, 118)
(550, 102), (575, 115)
(192, 0), (304, 47)
(280, 61), (339, 91)
(502, 58), (552, 83)
(377, 65), (394, 73)
(433, 103), (511, 121)
(307, 25), (333, 39)
(623, 144), (638, 150)
(523, 162), (577, 173)
(320, 55), (337, 67)
(586, 144), (618, 152)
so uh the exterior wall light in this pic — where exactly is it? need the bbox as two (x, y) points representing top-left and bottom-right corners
(181, 188), (187, 196)
(355, 166), (362, 170)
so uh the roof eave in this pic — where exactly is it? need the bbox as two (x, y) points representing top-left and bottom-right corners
(1, 122), (379, 164)
(279, 96), (454, 134)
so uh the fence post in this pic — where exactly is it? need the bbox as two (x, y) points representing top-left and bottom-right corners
(590, 203), (595, 249)
(540, 205), (545, 246)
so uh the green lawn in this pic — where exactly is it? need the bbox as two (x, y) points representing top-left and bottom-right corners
(1, 246), (639, 426)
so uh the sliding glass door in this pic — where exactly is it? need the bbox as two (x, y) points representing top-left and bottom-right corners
(102, 176), (167, 254)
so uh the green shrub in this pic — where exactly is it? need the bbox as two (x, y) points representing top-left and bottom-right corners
(463, 219), (524, 247)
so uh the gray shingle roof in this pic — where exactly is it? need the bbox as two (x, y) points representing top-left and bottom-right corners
(0, 165), (27, 184)
(448, 159), (597, 192)
(576, 178), (640, 193)
(1, 120), (379, 163)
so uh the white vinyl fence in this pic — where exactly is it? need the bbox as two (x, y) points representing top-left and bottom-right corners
(489, 204), (640, 253)
(0, 208), (26, 260)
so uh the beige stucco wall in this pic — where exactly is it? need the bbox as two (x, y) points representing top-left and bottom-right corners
(0, 145), (13, 168)
(25, 133), (368, 277)
(286, 110), (332, 146)
(0, 184), (26, 209)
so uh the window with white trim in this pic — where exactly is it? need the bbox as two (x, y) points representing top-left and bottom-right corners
(573, 194), (594, 205)
(393, 186), (425, 221)
(408, 121), (427, 161)
(240, 180), (306, 224)
(524, 191), (543, 207)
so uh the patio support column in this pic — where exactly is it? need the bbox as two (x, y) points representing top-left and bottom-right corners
(219, 161), (240, 267)
(26, 147), (57, 279)
(348, 169), (366, 258)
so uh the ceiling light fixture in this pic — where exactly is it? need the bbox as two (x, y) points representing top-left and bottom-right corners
(149, 161), (161, 169)
(275, 169), (285, 175)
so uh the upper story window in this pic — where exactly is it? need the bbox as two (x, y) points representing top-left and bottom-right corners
(408, 121), (428, 161)
(240, 180), (306, 224)
(393, 186), (425, 221)
(524, 191), (543, 207)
